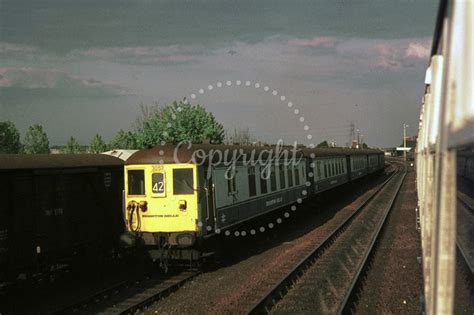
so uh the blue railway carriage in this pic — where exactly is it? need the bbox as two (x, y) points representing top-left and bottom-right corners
(124, 144), (384, 262)
(368, 154), (381, 173)
(350, 154), (369, 180)
(303, 149), (349, 194)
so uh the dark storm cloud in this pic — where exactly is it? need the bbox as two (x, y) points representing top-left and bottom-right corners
(1, 0), (437, 53)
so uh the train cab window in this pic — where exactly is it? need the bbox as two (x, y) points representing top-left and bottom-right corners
(248, 166), (257, 197)
(279, 164), (286, 189)
(288, 164), (294, 187)
(128, 170), (145, 195)
(173, 168), (194, 195)
(294, 164), (300, 185)
(270, 165), (277, 191)
(260, 167), (268, 194)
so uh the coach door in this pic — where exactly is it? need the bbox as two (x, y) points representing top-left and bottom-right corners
(199, 167), (215, 234)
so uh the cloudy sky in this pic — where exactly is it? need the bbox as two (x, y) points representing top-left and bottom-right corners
(0, 0), (438, 147)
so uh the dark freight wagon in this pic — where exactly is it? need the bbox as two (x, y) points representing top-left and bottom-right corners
(0, 154), (124, 284)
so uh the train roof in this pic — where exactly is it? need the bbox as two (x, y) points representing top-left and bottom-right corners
(300, 147), (382, 157)
(0, 154), (124, 170)
(126, 144), (383, 165)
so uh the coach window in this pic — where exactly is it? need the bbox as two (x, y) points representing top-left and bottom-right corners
(316, 161), (322, 179)
(270, 165), (277, 191)
(279, 164), (286, 189)
(248, 166), (257, 197)
(173, 168), (194, 195)
(227, 174), (236, 195)
(128, 170), (145, 195)
(260, 166), (268, 194)
(324, 163), (328, 178)
(288, 164), (294, 187)
(294, 164), (300, 185)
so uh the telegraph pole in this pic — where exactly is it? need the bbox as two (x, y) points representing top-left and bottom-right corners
(403, 123), (409, 161)
(356, 129), (360, 148)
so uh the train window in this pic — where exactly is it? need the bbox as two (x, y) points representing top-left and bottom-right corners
(288, 164), (294, 187)
(270, 165), (277, 191)
(316, 161), (322, 178)
(227, 174), (236, 194)
(331, 163), (335, 176)
(295, 164), (300, 185)
(151, 173), (165, 194)
(260, 167), (268, 194)
(324, 163), (328, 178)
(128, 170), (145, 195)
(248, 166), (257, 197)
(173, 168), (194, 195)
(279, 164), (286, 189)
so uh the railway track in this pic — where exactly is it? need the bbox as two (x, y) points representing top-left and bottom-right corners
(456, 195), (474, 274)
(247, 162), (407, 314)
(53, 269), (200, 314)
(458, 192), (474, 215)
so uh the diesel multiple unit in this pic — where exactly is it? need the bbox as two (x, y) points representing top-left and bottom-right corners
(123, 144), (384, 261)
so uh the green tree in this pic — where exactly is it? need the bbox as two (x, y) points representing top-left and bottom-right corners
(0, 120), (22, 153)
(316, 140), (329, 148)
(362, 143), (369, 149)
(135, 100), (225, 147)
(88, 134), (107, 153)
(63, 136), (81, 154)
(23, 124), (50, 154)
(108, 129), (137, 149)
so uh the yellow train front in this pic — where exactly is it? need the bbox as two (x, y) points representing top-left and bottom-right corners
(124, 146), (204, 263)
